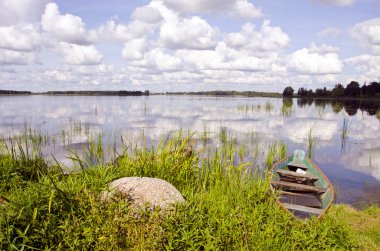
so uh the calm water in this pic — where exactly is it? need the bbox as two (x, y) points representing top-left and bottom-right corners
(1, 95), (380, 206)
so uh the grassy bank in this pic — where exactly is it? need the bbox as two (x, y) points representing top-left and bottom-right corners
(0, 132), (379, 250)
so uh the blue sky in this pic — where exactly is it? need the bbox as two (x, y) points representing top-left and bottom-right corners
(0, 0), (379, 92)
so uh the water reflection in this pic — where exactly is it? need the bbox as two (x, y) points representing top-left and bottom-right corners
(298, 98), (380, 118)
(0, 95), (379, 205)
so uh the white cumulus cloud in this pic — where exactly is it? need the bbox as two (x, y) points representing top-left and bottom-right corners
(160, 0), (262, 19)
(224, 20), (290, 53)
(131, 5), (163, 23)
(0, 0), (49, 25)
(0, 25), (41, 52)
(309, 43), (339, 53)
(122, 39), (147, 61)
(60, 43), (103, 65)
(41, 3), (91, 45)
(350, 18), (380, 54)
(345, 54), (380, 80)
(160, 16), (219, 50)
(96, 19), (156, 42)
(287, 44), (343, 75)
(0, 49), (37, 65)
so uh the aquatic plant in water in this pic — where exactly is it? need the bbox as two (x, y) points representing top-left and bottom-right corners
(340, 117), (350, 151)
(307, 127), (317, 159)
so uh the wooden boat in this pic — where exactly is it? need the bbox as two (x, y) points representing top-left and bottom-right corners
(270, 150), (334, 219)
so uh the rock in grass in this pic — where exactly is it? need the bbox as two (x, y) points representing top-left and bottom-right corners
(102, 177), (185, 211)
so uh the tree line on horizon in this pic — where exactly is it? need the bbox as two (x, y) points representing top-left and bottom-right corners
(283, 81), (380, 98)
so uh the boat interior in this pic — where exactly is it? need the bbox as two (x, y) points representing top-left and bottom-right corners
(271, 151), (333, 218)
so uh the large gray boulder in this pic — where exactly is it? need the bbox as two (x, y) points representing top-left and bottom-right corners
(102, 177), (185, 210)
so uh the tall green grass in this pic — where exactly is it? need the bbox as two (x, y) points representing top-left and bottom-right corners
(0, 131), (366, 250)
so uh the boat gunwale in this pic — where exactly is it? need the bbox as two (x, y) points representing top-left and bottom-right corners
(270, 154), (335, 219)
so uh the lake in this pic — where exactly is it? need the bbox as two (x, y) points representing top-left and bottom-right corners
(0, 95), (379, 206)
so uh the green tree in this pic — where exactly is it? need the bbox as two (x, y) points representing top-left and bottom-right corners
(331, 84), (345, 97)
(344, 81), (361, 97)
(283, 86), (294, 97)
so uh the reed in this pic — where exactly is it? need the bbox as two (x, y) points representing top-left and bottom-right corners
(265, 142), (277, 168)
(265, 101), (273, 113)
(307, 128), (317, 159)
(341, 117), (350, 151)
(219, 127), (228, 145)
(368, 145), (377, 169)
(264, 141), (287, 168)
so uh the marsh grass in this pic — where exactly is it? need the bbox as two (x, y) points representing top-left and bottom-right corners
(265, 141), (288, 169)
(0, 131), (372, 250)
(307, 127), (317, 159)
(368, 145), (378, 169)
(236, 104), (262, 114)
(218, 127), (228, 144)
(265, 101), (273, 113)
(341, 117), (351, 151)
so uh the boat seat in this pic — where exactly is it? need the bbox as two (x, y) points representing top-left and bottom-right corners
(277, 169), (318, 183)
(271, 180), (326, 193)
(282, 203), (323, 215)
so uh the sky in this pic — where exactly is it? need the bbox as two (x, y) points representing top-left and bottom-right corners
(0, 0), (379, 92)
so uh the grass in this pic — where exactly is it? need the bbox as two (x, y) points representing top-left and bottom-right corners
(330, 205), (380, 250)
(0, 131), (378, 250)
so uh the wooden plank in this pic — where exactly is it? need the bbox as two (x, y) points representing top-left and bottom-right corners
(279, 190), (320, 198)
(282, 203), (324, 215)
(271, 180), (326, 193)
(277, 169), (318, 182)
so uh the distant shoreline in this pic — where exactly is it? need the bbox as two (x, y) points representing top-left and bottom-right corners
(1, 89), (380, 101)
(0, 90), (150, 96)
